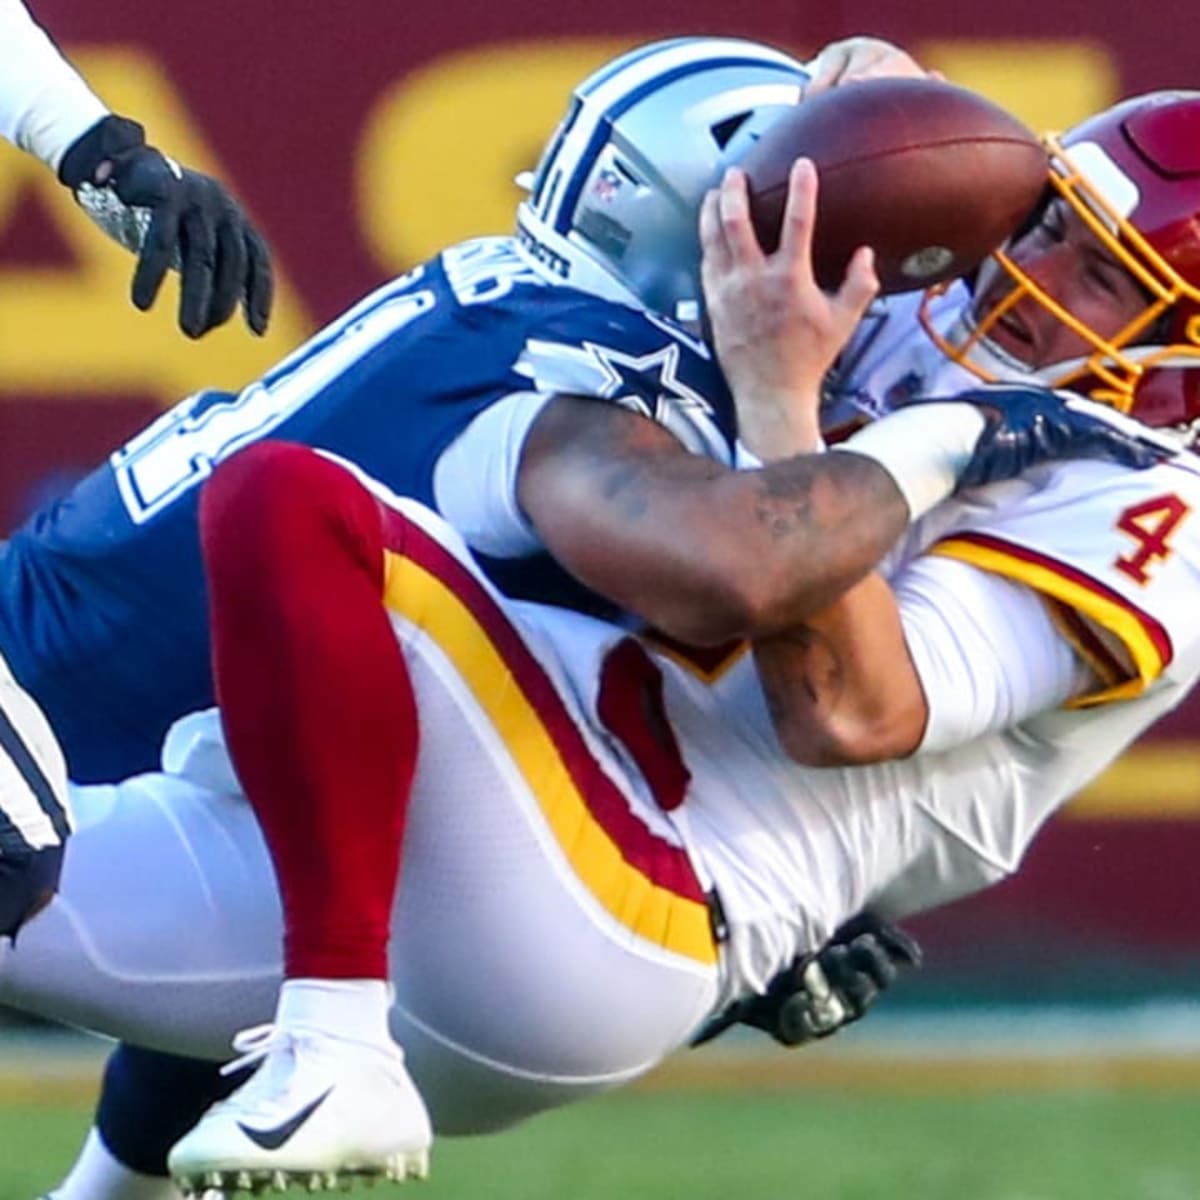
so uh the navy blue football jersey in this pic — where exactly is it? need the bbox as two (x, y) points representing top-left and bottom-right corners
(0, 238), (736, 781)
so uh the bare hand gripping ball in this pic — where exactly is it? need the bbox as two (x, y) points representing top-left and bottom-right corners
(737, 77), (1048, 293)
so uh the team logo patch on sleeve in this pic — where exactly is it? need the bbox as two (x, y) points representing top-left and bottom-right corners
(515, 339), (728, 460)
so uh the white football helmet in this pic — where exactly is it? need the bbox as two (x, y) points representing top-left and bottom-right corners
(516, 37), (808, 326)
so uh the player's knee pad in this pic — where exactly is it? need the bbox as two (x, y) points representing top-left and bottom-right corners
(0, 843), (63, 938)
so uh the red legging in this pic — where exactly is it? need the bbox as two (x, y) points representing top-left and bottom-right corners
(199, 442), (416, 979)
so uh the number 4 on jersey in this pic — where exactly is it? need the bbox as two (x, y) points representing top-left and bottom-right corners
(1114, 493), (1192, 585)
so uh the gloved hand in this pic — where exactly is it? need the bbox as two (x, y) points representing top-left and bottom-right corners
(691, 913), (922, 1048)
(58, 115), (273, 338)
(957, 384), (1175, 487)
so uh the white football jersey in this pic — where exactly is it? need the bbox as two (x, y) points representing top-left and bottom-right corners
(652, 448), (1200, 1008)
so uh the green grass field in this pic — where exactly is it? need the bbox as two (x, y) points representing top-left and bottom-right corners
(8, 1060), (1200, 1200)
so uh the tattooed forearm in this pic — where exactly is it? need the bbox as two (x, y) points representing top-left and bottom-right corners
(517, 396), (913, 642)
(596, 457), (653, 521)
(763, 625), (841, 703)
(753, 573), (927, 766)
(752, 450), (906, 545)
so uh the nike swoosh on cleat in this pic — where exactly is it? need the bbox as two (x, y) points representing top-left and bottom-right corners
(236, 1086), (335, 1150)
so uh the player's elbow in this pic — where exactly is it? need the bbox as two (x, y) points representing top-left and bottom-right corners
(703, 553), (857, 641)
(774, 702), (927, 767)
(642, 567), (794, 646)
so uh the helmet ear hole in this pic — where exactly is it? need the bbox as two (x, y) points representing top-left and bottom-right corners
(608, 157), (644, 187)
(711, 112), (753, 149)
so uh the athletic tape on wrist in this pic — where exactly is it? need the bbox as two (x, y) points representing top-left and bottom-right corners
(831, 403), (987, 519)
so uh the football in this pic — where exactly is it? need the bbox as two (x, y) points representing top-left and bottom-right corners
(735, 77), (1048, 293)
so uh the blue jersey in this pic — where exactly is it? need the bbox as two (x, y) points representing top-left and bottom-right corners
(0, 238), (736, 782)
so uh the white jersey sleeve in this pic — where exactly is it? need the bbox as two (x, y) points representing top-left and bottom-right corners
(922, 453), (1200, 705)
(894, 553), (1095, 753)
(0, 0), (108, 170)
(431, 390), (550, 556)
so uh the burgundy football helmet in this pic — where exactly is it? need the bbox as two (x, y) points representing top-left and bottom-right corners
(924, 91), (1200, 442)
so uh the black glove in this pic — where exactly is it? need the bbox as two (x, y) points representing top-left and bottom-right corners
(691, 913), (922, 1048)
(59, 115), (273, 338)
(955, 384), (1172, 487)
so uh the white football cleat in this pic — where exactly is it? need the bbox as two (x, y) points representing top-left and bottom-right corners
(168, 1023), (432, 1197)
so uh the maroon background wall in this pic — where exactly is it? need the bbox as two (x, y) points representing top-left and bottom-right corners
(2, 1), (1198, 1001)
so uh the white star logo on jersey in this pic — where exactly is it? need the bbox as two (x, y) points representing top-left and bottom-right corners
(584, 342), (713, 422)
(514, 337), (730, 461)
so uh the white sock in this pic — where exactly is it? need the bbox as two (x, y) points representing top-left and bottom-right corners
(48, 1127), (183, 1200)
(276, 978), (393, 1045)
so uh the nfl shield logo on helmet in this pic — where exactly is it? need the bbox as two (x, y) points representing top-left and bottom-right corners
(592, 168), (623, 203)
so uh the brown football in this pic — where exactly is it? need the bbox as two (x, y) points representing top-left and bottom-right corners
(736, 77), (1048, 293)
